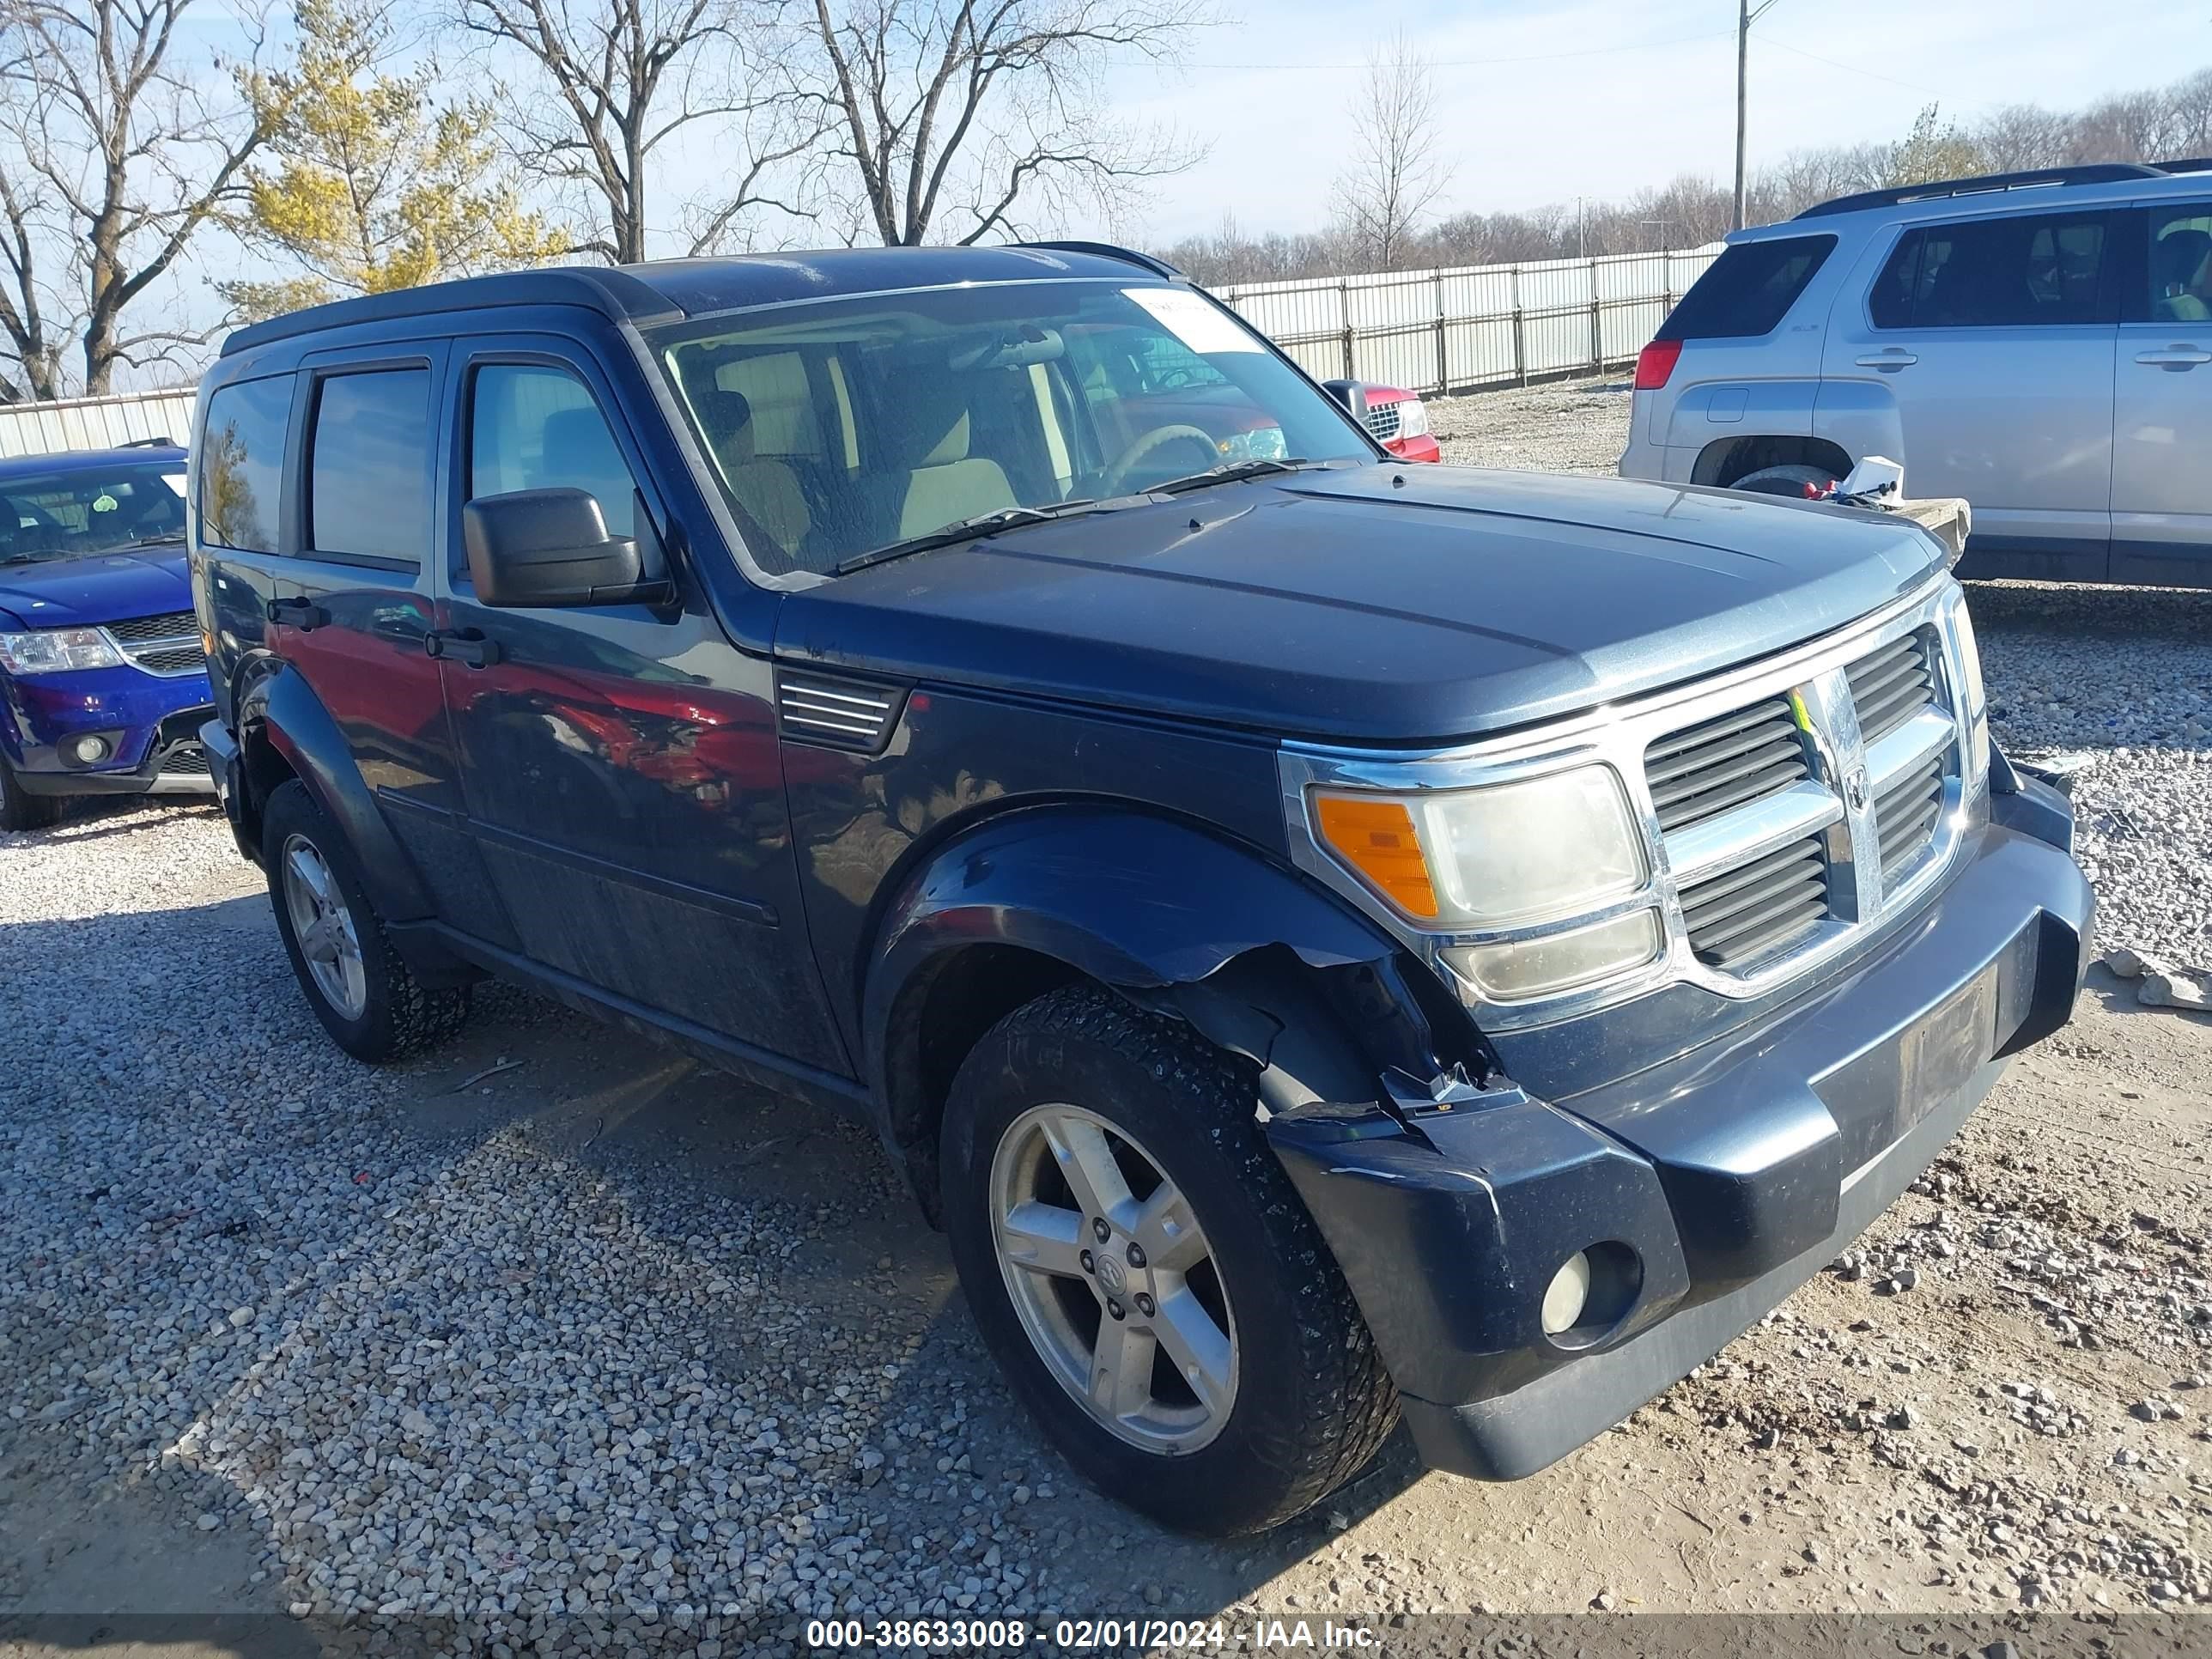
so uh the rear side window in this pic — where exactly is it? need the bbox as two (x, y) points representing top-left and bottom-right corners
(1870, 212), (2111, 329)
(307, 368), (432, 563)
(198, 375), (292, 553)
(1657, 235), (1835, 340)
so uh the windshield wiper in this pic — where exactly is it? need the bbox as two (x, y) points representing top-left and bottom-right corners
(836, 500), (1107, 576)
(129, 532), (186, 547)
(1146, 458), (1326, 495)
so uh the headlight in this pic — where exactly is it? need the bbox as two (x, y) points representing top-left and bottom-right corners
(1389, 398), (1430, 438)
(1445, 908), (1665, 1000)
(0, 628), (125, 675)
(1313, 763), (1648, 927)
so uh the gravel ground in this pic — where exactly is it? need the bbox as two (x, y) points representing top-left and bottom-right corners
(3, 389), (2209, 1656)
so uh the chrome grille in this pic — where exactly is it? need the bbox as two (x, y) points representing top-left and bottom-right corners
(1644, 697), (1808, 835)
(1846, 631), (1936, 744)
(102, 610), (204, 678)
(1875, 757), (1945, 880)
(1362, 404), (1402, 441)
(1681, 836), (1830, 969)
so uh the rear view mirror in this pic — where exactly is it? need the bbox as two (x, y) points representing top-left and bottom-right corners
(462, 488), (672, 608)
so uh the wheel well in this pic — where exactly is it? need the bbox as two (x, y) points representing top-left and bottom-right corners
(884, 944), (1084, 1226)
(239, 719), (298, 855)
(1692, 434), (1853, 489)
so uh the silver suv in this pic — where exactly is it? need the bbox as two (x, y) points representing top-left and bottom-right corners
(1617, 161), (2212, 589)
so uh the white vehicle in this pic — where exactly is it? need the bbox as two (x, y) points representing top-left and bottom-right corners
(1618, 161), (2212, 589)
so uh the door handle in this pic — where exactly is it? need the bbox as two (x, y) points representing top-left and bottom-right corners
(2135, 346), (2212, 368)
(264, 597), (329, 631)
(423, 627), (501, 668)
(1854, 350), (1918, 371)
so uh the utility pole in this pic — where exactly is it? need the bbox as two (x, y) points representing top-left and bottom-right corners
(1735, 0), (1784, 230)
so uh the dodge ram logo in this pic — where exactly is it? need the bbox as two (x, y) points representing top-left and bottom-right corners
(1095, 1254), (1128, 1295)
(1845, 767), (1870, 811)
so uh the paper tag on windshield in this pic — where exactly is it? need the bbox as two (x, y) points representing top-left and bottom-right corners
(1123, 287), (1262, 355)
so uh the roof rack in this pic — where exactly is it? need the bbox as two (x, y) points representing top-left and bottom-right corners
(1796, 163), (2165, 220)
(2151, 156), (2212, 175)
(1013, 240), (1183, 281)
(220, 266), (681, 358)
(120, 434), (182, 447)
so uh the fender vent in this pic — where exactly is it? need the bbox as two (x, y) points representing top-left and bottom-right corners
(776, 671), (905, 754)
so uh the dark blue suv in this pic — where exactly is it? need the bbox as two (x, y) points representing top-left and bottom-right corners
(0, 442), (214, 830)
(191, 246), (2094, 1537)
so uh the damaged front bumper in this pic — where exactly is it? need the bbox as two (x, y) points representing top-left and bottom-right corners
(1266, 774), (2094, 1481)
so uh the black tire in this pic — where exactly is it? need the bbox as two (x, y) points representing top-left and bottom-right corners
(939, 985), (1398, 1536)
(1731, 462), (1837, 498)
(262, 779), (469, 1063)
(0, 761), (62, 832)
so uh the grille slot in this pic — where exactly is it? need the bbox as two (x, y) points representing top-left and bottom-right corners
(160, 744), (210, 776)
(104, 610), (204, 678)
(1875, 757), (1945, 881)
(1644, 696), (1809, 835)
(1680, 836), (1831, 969)
(106, 610), (197, 643)
(1362, 403), (1402, 441)
(776, 672), (904, 753)
(1846, 631), (1936, 744)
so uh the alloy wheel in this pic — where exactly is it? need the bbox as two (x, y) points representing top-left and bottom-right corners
(988, 1102), (1238, 1454)
(281, 834), (368, 1020)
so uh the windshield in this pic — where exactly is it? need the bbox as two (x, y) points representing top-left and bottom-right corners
(648, 280), (1374, 575)
(0, 459), (188, 563)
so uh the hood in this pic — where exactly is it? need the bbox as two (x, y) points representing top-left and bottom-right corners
(775, 465), (1947, 745)
(0, 547), (192, 633)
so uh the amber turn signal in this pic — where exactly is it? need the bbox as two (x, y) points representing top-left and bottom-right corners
(1314, 793), (1437, 920)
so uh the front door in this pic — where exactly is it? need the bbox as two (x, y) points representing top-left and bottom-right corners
(1826, 207), (2119, 580)
(2113, 200), (2212, 586)
(433, 338), (848, 1074)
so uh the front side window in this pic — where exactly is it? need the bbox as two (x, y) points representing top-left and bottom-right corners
(1870, 212), (2110, 329)
(649, 280), (1372, 576)
(2147, 205), (2212, 323)
(468, 363), (636, 541)
(199, 375), (293, 552)
(307, 368), (432, 562)
(0, 459), (187, 565)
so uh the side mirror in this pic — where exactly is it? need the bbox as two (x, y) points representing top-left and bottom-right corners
(462, 488), (672, 608)
(1321, 379), (1370, 419)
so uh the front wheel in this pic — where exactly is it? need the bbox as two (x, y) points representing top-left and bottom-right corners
(0, 761), (62, 832)
(939, 986), (1397, 1536)
(262, 780), (470, 1063)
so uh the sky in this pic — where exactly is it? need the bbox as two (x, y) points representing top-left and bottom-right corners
(1097, 0), (2189, 244)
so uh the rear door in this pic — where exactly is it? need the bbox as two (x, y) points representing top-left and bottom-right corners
(2112, 200), (2212, 584)
(199, 349), (466, 868)
(433, 336), (849, 1073)
(1825, 208), (2120, 580)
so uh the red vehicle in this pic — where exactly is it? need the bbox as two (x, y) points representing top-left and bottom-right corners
(1358, 383), (1440, 464)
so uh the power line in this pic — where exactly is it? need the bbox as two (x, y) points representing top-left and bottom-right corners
(1759, 35), (1942, 96)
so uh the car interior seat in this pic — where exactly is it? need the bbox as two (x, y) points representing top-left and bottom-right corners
(695, 386), (815, 569)
(2154, 229), (2212, 322)
(880, 376), (1018, 542)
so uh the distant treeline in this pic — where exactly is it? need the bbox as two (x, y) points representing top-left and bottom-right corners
(1158, 69), (2212, 285)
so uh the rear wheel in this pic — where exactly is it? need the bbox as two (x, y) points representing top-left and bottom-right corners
(939, 985), (1397, 1536)
(0, 762), (62, 832)
(262, 780), (469, 1062)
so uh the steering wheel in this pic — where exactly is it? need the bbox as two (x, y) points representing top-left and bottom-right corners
(1097, 423), (1220, 495)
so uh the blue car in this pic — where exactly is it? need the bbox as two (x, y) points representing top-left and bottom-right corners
(0, 442), (215, 831)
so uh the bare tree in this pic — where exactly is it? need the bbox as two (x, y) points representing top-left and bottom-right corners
(799, 0), (1204, 247)
(1972, 103), (2075, 173)
(0, 0), (277, 394)
(1331, 33), (1443, 270)
(457, 0), (811, 263)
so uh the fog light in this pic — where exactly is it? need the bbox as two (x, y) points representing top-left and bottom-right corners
(68, 734), (111, 764)
(1541, 1251), (1591, 1336)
